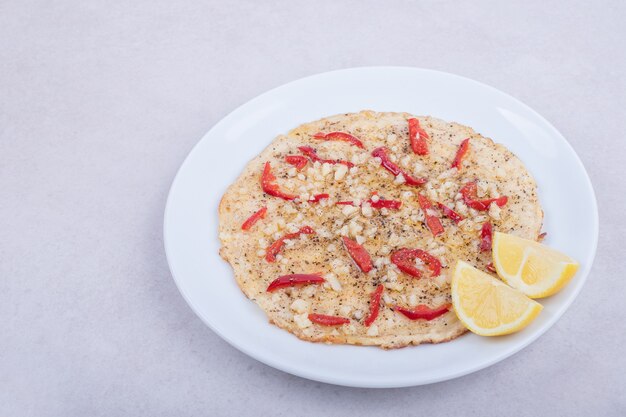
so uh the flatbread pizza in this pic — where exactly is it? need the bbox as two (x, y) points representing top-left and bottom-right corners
(218, 111), (542, 348)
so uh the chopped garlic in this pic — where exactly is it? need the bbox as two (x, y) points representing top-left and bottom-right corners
(394, 173), (406, 184)
(324, 273), (342, 291)
(293, 313), (312, 329)
(361, 204), (373, 218)
(334, 164), (349, 180)
(489, 201), (502, 220)
(374, 257), (387, 268)
(382, 293), (393, 305)
(366, 325), (379, 336)
(339, 305), (352, 316)
(384, 281), (404, 291)
(348, 220), (363, 236)
(455, 200), (469, 216)
(341, 205), (359, 217)
(290, 299), (309, 313)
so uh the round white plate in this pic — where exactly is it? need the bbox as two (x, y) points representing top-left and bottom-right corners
(164, 67), (598, 388)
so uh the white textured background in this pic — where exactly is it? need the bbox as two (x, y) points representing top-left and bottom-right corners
(1, 1), (625, 416)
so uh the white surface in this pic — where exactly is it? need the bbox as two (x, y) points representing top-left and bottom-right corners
(164, 67), (598, 387)
(1, 0), (625, 415)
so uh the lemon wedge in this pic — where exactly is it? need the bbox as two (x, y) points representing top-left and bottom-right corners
(492, 232), (579, 298)
(451, 260), (542, 336)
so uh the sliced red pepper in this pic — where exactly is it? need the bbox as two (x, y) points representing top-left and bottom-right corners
(266, 273), (325, 292)
(459, 182), (508, 211)
(371, 147), (427, 187)
(308, 313), (350, 326)
(308, 193), (329, 203)
(297, 146), (354, 168)
(486, 262), (497, 273)
(241, 206), (267, 231)
(261, 162), (297, 201)
(265, 226), (315, 263)
(312, 131), (365, 149)
(451, 138), (470, 170)
(417, 194), (444, 237)
(437, 202), (464, 223)
(390, 248), (442, 278)
(364, 284), (384, 327)
(408, 118), (429, 155)
(342, 237), (373, 273)
(369, 198), (402, 210)
(284, 155), (308, 171)
(480, 221), (493, 252)
(335, 198), (402, 210)
(394, 304), (451, 321)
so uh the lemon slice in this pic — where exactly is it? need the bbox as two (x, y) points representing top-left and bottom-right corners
(451, 260), (542, 336)
(492, 232), (579, 298)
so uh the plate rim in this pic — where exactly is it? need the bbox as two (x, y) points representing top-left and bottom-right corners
(163, 66), (599, 388)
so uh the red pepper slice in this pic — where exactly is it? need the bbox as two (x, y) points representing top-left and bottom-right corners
(308, 193), (329, 203)
(480, 221), (493, 252)
(285, 155), (308, 171)
(390, 248), (442, 278)
(451, 138), (470, 170)
(408, 118), (429, 155)
(308, 313), (351, 326)
(394, 304), (451, 321)
(265, 226), (315, 263)
(417, 194), (444, 237)
(486, 262), (497, 273)
(459, 182), (508, 211)
(297, 146), (354, 168)
(261, 162), (297, 200)
(369, 198), (402, 210)
(364, 284), (384, 327)
(241, 206), (267, 231)
(371, 147), (427, 187)
(437, 202), (464, 223)
(312, 132), (365, 149)
(342, 237), (373, 273)
(266, 273), (325, 292)
(335, 198), (402, 210)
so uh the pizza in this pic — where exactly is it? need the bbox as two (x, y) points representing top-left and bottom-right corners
(218, 111), (543, 348)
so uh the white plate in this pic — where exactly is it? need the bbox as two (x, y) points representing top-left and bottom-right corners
(164, 67), (598, 388)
